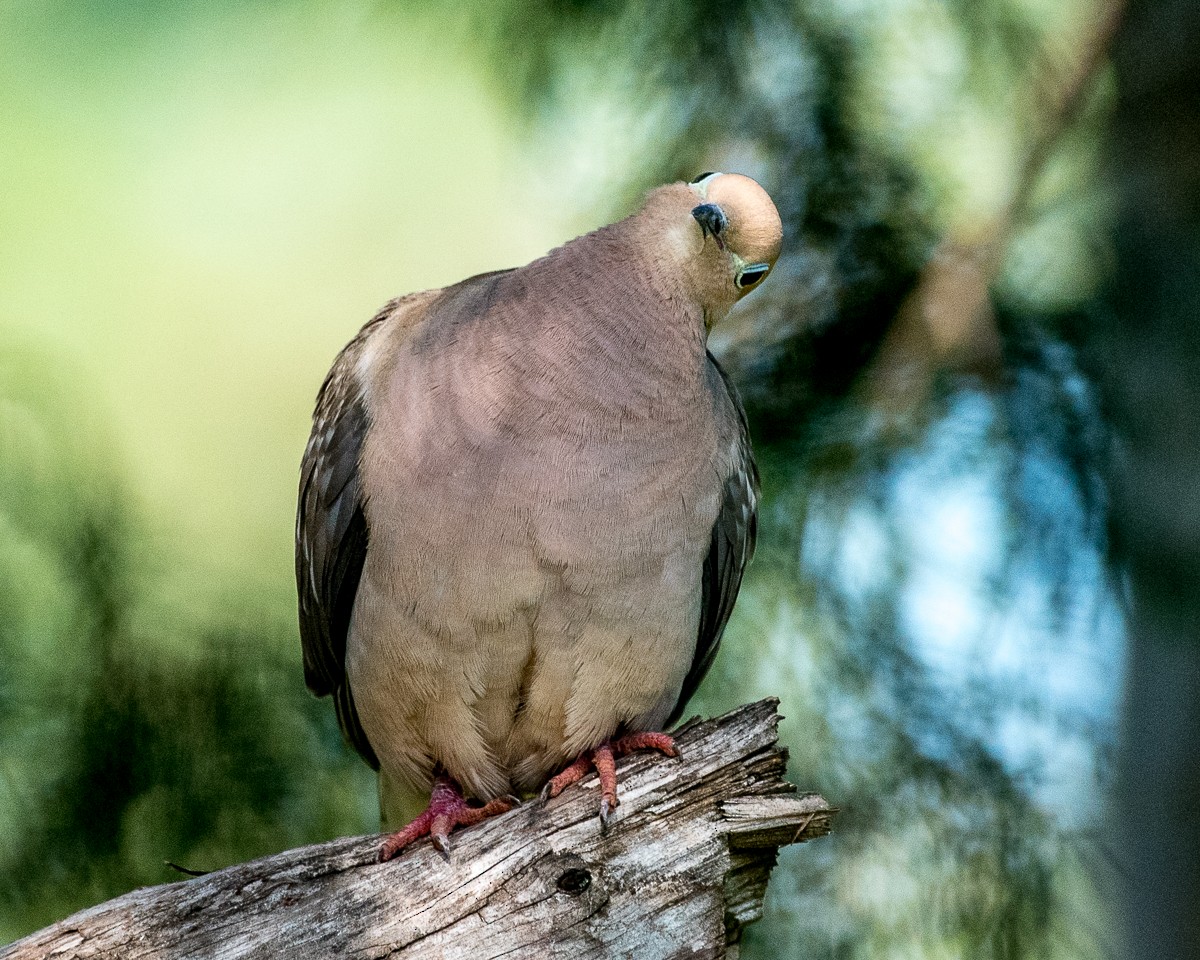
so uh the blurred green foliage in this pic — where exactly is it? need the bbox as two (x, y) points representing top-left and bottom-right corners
(1, 0), (1123, 956)
(0, 340), (376, 936)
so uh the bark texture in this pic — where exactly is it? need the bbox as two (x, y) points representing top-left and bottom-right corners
(3, 699), (832, 960)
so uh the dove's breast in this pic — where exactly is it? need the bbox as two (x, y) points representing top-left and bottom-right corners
(347, 261), (734, 799)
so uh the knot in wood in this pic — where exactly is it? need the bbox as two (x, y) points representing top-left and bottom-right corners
(555, 867), (592, 895)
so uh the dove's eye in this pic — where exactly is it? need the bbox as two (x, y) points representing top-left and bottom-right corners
(736, 264), (770, 289)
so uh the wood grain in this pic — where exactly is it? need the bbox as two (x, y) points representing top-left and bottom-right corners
(3, 700), (833, 960)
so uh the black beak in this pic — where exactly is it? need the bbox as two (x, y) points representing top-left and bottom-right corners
(691, 203), (728, 250)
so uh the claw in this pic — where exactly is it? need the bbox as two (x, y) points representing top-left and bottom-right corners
(541, 753), (595, 804)
(376, 775), (516, 863)
(538, 730), (678, 833)
(431, 832), (452, 861)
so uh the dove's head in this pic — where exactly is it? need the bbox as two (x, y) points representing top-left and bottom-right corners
(643, 172), (782, 329)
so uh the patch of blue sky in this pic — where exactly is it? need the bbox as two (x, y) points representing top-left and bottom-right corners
(807, 386), (1124, 822)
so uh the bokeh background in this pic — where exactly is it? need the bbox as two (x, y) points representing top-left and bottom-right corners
(3, 0), (1197, 956)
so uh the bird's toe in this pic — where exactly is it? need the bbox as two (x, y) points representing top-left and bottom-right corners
(376, 774), (515, 863)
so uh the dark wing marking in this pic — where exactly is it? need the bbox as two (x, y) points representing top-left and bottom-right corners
(297, 272), (517, 769)
(667, 353), (760, 725)
(297, 306), (393, 769)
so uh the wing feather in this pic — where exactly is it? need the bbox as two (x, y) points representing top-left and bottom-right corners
(296, 306), (394, 768)
(296, 274), (512, 768)
(667, 354), (759, 724)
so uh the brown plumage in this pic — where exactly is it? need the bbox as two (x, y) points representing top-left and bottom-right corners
(297, 173), (782, 857)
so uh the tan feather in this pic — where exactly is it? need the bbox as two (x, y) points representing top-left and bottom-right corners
(297, 174), (776, 809)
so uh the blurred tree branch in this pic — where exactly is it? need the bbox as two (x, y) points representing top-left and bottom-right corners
(867, 0), (1127, 417)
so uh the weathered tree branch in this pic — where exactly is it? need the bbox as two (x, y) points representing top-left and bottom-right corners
(3, 700), (832, 960)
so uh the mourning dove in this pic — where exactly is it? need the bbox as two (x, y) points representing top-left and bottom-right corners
(297, 172), (781, 860)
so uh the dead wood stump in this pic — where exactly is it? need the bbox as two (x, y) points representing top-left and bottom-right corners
(3, 699), (833, 960)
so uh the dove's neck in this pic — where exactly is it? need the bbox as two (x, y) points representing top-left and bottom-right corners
(509, 225), (711, 409)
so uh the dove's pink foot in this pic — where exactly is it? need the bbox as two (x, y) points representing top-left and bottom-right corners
(540, 731), (680, 829)
(377, 774), (517, 863)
